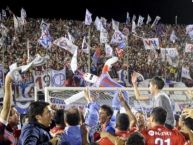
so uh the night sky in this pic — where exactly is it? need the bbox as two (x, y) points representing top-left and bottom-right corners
(1, 0), (193, 24)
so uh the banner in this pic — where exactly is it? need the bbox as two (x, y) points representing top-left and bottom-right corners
(181, 67), (192, 80)
(33, 68), (51, 91)
(51, 69), (66, 87)
(143, 38), (159, 50)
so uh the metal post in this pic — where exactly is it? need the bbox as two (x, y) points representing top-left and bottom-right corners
(88, 26), (91, 73)
(175, 16), (178, 25)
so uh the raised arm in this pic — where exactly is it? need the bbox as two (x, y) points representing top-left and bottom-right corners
(0, 73), (13, 124)
(131, 72), (149, 101)
(118, 91), (136, 128)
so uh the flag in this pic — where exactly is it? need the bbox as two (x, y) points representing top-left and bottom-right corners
(100, 28), (108, 44)
(13, 15), (19, 31)
(101, 17), (107, 29)
(186, 25), (193, 34)
(105, 43), (113, 57)
(85, 9), (92, 25)
(71, 49), (78, 73)
(82, 36), (89, 54)
(112, 19), (119, 31)
(122, 27), (130, 36)
(146, 14), (151, 24)
(21, 8), (27, 19)
(38, 29), (52, 49)
(170, 30), (178, 43)
(132, 21), (136, 33)
(67, 32), (75, 43)
(137, 15), (144, 27)
(132, 14), (136, 22)
(186, 25), (193, 40)
(94, 16), (102, 31)
(0, 23), (8, 36)
(92, 47), (101, 65)
(40, 19), (49, 31)
(2, 9), (6, 19)
(151, 16), (161, 28)
(110, 30), (125, 45)
(53, 37), (77, 54)
(21, 8), (27, 25)
(181, 67), (192, 80)
(126, 12), (130, 24)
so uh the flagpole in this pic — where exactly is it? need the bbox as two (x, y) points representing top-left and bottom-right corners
(2, 44), (5, 88)
(164, 48), (167, 80)
(126, 35), (129, 87)
(88, 26), (91, 73)
(175, 16), (177, 25)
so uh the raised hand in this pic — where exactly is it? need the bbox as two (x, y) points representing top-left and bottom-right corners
(182, 108), (193, 119)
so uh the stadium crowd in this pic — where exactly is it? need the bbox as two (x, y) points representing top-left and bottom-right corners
(0, 8), (193, 145)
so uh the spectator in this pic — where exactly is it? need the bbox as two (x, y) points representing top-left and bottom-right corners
(132, 74), (174, 128)
(18, 101), (59, 145)
(141, 107), (185, 145)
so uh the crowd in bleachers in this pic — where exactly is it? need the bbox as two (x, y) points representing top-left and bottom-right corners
(0, 12), (193, 87)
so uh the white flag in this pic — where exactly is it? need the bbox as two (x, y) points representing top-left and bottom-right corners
(38, 29), (52, 49)
(110, 30), (125, 45)
(105, 43), (113, 57)
(21, 8), (27, 25)
(132, 14), (136, 22)
(2, 9), (6, 18)
(126, 12), (130, 24)
(21, 8), (27, 19)
(101, 17), (107, 28)
(94, 16), (102, 31)
(71, 49), (78, 73)
(132, 21), (136, 33)
(112, 19), (119, 31)
(67, 32), (75, 43)
(181, 67), (192, 80)
(137, 15), (144, 27)
(151, 16), (161, 28)
(146, 14), (152, 24)
(100, 28), (108, 44)
(40, 19), (49, 31)
(186, 25), (193, 40)
(170, 30), (178, 43)
(13, 15), (19, 30)
(85, 9), (92, 25)
(82, 36), (89, 54)
(53, 37), (77, 54)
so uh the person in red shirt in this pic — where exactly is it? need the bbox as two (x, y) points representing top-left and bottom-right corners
(142, 107), (186, 145)
(179, 108), (193, 145)
(50, 109), (65, 137)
